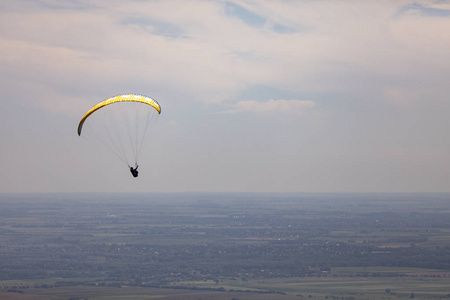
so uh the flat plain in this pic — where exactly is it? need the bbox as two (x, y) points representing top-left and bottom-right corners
(0, 193), (449, 299)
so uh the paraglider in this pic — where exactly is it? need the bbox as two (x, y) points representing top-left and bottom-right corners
(130, 165), (139, 178)
(78, 94), (161, 178)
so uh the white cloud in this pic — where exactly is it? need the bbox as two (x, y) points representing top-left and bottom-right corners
(221, 99), (316, 114)
(2, 0), (449, 110)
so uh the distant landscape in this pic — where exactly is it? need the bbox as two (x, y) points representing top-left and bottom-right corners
(0, 193), (449, 299)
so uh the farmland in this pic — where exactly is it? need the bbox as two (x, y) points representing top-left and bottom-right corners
(0, 193), (450, 299)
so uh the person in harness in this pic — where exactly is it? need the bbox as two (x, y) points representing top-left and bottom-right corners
(130, 165), (139, 178)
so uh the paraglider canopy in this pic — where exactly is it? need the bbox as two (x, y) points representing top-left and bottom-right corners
(78, 94), (161, 136)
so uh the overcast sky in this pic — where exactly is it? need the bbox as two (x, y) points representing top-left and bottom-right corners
(1, 0), (450, 193)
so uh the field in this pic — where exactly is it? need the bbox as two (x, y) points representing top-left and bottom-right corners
(1, 272), (449, 300)
(0, 193), (450, 299)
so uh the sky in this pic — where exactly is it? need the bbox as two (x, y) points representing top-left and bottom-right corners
(1, 0), (450, 193)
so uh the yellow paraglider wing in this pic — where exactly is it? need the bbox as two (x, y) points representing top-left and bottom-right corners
(78, 94), (161, 136)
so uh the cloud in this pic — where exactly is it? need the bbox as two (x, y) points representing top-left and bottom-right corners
(2, 1), (448, 107)
(2, 0), (449, 115)
(220, 99), (316, 114)
(122, 16), (188, 38)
